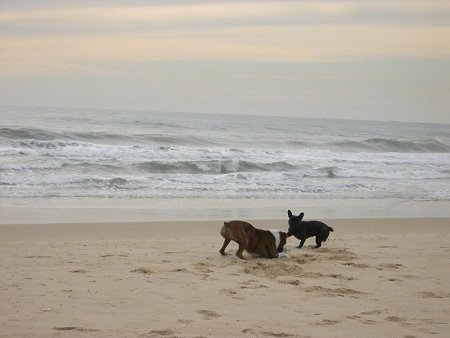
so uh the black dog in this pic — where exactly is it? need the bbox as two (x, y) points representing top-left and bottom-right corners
(287, 210), (334, 248)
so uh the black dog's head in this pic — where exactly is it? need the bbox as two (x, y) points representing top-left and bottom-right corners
(287, 210), (304, 237)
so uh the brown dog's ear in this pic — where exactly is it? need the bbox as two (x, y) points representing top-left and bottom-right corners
(224, 221), (228, 226)
(286, 232), (293, 237)
(288, 210), (292, 218)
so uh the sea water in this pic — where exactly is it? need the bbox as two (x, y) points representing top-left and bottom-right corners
(1, 106), (449, 222)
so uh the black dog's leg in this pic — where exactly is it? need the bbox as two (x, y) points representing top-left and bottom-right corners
(298, 238), (306, 248)
(219, 239), (231, 255)
(314, 236), (322, 248)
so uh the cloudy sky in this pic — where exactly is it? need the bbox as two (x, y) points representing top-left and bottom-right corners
(0, 0), (449, 123)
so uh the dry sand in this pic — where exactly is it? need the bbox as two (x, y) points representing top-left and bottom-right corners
(1, 218), (449, 337)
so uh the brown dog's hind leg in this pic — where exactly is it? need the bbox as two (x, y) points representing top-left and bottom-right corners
(235, 241), (247, 260)
(219, 239), (231, 255)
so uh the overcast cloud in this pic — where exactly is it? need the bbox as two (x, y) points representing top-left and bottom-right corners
(0, 0), (449, 123)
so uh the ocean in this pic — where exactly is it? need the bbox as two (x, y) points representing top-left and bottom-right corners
(1, 106), (449, 222)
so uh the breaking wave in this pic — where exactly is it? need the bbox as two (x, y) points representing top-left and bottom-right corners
(323, 138), (449, 153)
(362, 138), (450, 153)
(1, 108), (449, 200)
(136, 160), (296, 174)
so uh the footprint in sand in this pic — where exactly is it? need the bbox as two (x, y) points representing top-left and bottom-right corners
(221, 288), (247, 300)
(293, 256), (313, 264)
(220, 288), (237, 295)
(100, 254), (128, 258)
(260, 331), (302, 337)
(240, 279), (268, 290)
(197, 309), (221, 320)
(343, 262), (370, 268)
(327, 273), (357, 281)
(359, 309), (388, 325)
(304, 286), (365, 298)
(170, 268), (188, 273)
(278, 279), (302, 286)
(345, 315), (361, 320)
(313, 319), (341, 326)
(300, 272), (357, 281)
(376, 263), (403, 270)
(148, 329), (177, 336)
(53, 327), (98, 332)
(384, 315), (407, 323)
(417, 291), (448, 298)
(399, 273), (419, 279)
(242, 328), (303, 337)
(130, 267), (153, 274)
(192, 262), (214, 273)
(361, 309), (387, 315)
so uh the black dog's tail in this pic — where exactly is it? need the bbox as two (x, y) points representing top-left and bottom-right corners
(328, 226), (334, 232)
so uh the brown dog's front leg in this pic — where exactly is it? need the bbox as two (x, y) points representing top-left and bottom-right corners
(220, 239), (231, 255)
(268, 244), (279, 259)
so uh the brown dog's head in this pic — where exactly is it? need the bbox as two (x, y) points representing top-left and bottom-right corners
(269, 229), (288, 253)
(277, 231), (288, 252)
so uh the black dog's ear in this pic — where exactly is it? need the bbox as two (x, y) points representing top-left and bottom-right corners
(288, 210), (292, 218)
(299, 212), (304, 221)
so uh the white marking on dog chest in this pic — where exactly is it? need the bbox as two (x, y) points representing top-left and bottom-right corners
(269, 229), (281, 248)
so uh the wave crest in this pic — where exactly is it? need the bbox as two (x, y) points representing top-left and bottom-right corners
(136, 160), (296, 174)
(364, 138), (450, 153)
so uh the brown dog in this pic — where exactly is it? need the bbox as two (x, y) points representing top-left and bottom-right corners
(219, 220), (287, 259)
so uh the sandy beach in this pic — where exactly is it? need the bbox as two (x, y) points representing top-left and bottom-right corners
(1, 218), (449, 337)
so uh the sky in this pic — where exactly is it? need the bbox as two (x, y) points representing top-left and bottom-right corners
(0, 0), (449, 123)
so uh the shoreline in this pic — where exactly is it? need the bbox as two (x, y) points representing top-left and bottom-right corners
(1, 197), (449, 224)
(1, 217), (449, 241)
